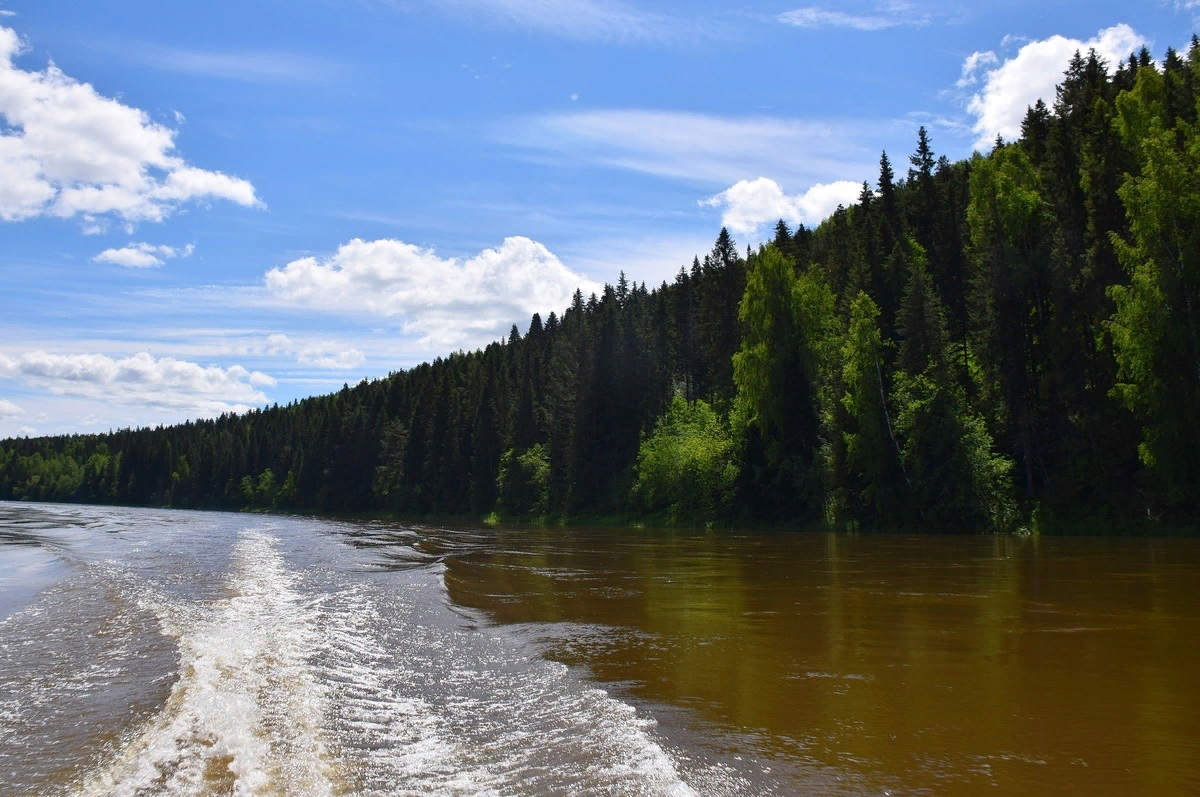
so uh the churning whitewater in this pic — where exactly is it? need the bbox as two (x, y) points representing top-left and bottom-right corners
(8, 501), (1200, 797)
(0, 506), (715, 797)
(75, 531), (341, 796)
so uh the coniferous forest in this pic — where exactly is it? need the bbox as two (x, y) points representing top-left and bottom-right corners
(3, 46), (1200, 532)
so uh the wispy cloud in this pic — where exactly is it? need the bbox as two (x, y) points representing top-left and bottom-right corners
(1174, 1), (1200, 26)
(504, 109), (877, 188)
(264, 334), (366, 370)
(559, 231), (718, 288)
(779, 4), (929, 31)
(956, 50), (999, 88)
(93, 242), (195, 268)
(115, 46), (344, 84)
(389, 0), (697, 43)
(780, 7), (899, 31)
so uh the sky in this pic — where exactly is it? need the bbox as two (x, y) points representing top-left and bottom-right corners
(0, 0), (1195, 439)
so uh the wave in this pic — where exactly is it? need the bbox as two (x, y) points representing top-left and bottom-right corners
(68, 524), (700, 796)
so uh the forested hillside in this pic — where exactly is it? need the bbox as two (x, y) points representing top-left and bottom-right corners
(3, 44), (1199, 531)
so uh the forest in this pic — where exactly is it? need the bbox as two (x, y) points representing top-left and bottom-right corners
(2, 44), (1199, 532)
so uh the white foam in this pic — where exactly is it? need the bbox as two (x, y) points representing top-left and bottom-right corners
(313, 583), (505, 796)
(64, 522), (704, 797)
(314, 587), (699, 797)
(73, 528), (337, 797)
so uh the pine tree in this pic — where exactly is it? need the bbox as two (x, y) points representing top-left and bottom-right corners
(733, 246), (838, 519)
(836, 292), (906, 525)
(1108, 64), (1200, 513)
(893, 246), (1012, 528)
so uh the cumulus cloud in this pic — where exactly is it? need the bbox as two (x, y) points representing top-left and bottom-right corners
(264, 334), (366, 370)
(264, 334), (292, 354)
(957, 50), (999, 88)
(965, 24), (1147, 149)
(93, 241), (194, 268)
(703, 177), (862, 237)
(0, 351), (274, 416)
(0, 25), (260, 225)
(0, 398), (22, 418)
(265, 236), (601, 349)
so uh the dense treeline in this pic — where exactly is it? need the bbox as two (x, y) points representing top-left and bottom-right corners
(4, 45), (1200, 531)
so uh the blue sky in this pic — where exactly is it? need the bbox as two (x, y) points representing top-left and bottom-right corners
(0, 0), (1195, 438)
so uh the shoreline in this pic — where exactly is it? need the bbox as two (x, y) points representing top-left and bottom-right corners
(3, 496), (1195, 537)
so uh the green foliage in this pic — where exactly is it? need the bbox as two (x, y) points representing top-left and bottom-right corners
(891, 370), (1013, 530)
(835, 291), (905, 525)
(1108, 64), (1200, 509)
(278, 469), (297, 505)
(967, 143), (1061, 498)
(497, 444), (550, 516)
(633, 396), (736, 524)
(238, 469), (279, 508)
(732, 245), (838, 518)
(5, 44), (1200, 532)
(239, 474), (255, 504)
(893, 253), (1014, 529)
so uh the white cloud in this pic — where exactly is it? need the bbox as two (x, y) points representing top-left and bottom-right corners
(297, 346), (366, 370)
(0, 24), (260, 225)
(0, 351), (274, 416)
(16, 426), (36, 437)
(966, 24), (1147, 149)
(779, 7), (903, 31)
(128, 47), (341, 83)
(265, 236), (602, 349)
(93, 241), (195, 268)
(265, 333), (292, 355)
(262, 333), (366, 370)
(956, 50), (999, 88)
(509, 109), (875, 187)
(703, 177), (862, 237)
(406, 0), (678, 42)
(0, 398), (22, 418)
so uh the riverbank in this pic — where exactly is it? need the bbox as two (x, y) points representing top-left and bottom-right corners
(7, 494), (1194, 537)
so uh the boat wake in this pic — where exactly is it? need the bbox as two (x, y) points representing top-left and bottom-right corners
(68, 526), (701, 796)
(75, 529), (338, 797)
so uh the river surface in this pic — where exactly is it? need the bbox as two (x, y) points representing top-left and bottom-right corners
(0, 502), (1197, 796)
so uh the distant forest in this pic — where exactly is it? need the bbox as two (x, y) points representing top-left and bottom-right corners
(3, 44), (1199, 532)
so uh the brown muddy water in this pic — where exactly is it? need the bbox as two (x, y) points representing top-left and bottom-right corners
(1, 502), (1197, 796)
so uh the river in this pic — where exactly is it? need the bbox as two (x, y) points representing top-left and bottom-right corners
(0, 502), (1197, 796)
